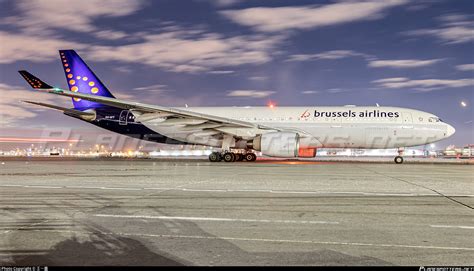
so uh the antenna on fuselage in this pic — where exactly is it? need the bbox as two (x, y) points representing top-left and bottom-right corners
(376, 103), (380, 107)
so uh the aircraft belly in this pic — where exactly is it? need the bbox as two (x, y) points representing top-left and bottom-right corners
(301, 123), (445, 149)
(140, 120), (446, 150)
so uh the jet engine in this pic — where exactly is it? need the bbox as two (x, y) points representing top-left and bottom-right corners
(252, 132), (300, 158)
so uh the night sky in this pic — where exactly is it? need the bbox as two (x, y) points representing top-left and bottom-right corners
(0, 0), (472, 149)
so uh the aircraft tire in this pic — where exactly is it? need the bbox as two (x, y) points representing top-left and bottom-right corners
(245, 153), (257, 162)
(394, 156), (404, 164)
(223, 152), (235, 162)
(234, 153), (243, 161)
(209, 152), (221, 162)
(244, 153), (254, 162)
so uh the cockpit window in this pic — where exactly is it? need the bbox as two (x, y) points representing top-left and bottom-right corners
(429, 117), (440, 122)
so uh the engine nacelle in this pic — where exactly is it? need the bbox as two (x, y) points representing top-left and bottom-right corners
(252, 132), (300, 158)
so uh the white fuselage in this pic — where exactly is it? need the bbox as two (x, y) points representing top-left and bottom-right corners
(141, 106), (455, 149)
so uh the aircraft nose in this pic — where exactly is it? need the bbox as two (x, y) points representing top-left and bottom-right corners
(446, 124), (456, 137)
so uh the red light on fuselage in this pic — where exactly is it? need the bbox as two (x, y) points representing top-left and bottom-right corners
(298, 148), (316, 158)
(267, 101), (276, 108)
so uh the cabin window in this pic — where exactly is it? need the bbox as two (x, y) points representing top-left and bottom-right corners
(429, 117), (440, 123)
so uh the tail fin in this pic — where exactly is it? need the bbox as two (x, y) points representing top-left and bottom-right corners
(59, 50), (115, 109)
(19, 70), (54, 89)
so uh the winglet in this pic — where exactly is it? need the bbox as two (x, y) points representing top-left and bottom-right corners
(18, 70), (54, 89)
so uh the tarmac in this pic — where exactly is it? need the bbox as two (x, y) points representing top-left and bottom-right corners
(0, 158), (473, 266)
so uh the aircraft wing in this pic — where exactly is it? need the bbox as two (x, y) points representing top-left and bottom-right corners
(35, 87), (280, 133)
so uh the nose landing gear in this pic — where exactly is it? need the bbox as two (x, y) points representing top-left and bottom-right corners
(394, 147), (405, 164)
(394, 156), (404, 164)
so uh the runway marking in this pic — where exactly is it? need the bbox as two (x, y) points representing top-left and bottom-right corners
(430, 225), (474, 230)
(116, 232), (474, 252)
(65, 185), (105, 189)
(93, 214), (339, 225)
(0, 184), (473, 197)
(100, 187), (142, 191)
(4, 228), (473, 251)
(0, 219), (50, 235)
(143, 187), (180, 190)
(24, 185), (62, 189)
(181, 188), (228, 192)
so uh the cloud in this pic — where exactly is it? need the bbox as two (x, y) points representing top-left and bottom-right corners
(368, 59), (442, 68)
(227, 90), (275, 98)
(404, 13), (474, 44)
(211, 0), (243, 7)
(301, 90), (320, 94)
(93, 30), (129, 40)
(372, 77), (474, 91)
(249, 76), (267, 81)
(4, 0), (143, 34)
(133, 84), (169, 92)
(373, 77), (409, 83)
(0, 31), (86, 64)
(87, 31), (284, 73)
(406, 26), (474, 44)
(0, 24), (282, 73)
(221, 0), (407, 32)
(0, 22), (283, 73)
(456, 64), (474, 71)
(0, 83), (69, 126)
(287, 52), (442, 70)
(286, 50), (371, 62)
(207, 70), (235, 74)
(326, 88), (347, 93)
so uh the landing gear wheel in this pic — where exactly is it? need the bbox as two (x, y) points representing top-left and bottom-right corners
(234, 153), (243, 162)
(209, 152), (221, 162)
(223, 152), (235, 162)
(244, 153), (257, 162)
(394, 156), (404, 164)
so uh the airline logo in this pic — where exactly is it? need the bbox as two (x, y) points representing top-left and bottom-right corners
(314, 109), (400, 118)
(300, 109), (311, 119)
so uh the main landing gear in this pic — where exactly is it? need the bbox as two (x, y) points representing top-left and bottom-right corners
(208, 151), (257, 162)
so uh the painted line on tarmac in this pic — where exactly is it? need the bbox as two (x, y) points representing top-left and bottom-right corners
(24, 185), (62, 189)
(143, 187), (180, 190)
(116, 232), (474, 252)
(66, 185), (105, 189)
(430, 225), (474, 230)
(11, 229), (474, 251)
(93, 214), (339, 225)
(1, 184), (473, 198)
(100, 187), (142, 191)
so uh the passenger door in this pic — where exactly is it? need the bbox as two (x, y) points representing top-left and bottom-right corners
(119, 110), (129, 125)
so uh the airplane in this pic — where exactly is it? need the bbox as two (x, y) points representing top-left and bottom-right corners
(18, 50), (455, 164)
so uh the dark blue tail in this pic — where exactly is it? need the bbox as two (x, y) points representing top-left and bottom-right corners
(59, 50), (115, 109)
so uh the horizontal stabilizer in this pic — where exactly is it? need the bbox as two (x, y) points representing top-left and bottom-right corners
(18, 70), (53, 89)
(23, 101), (96, 121)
